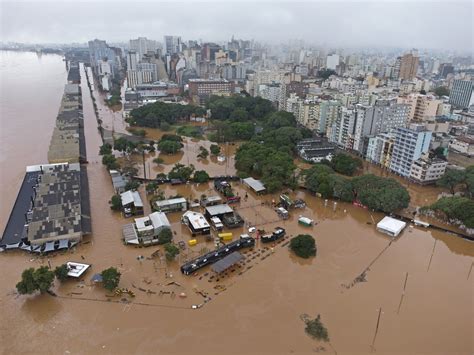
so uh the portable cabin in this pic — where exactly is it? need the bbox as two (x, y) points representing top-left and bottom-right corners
(298, 216), (313, 227)
(155, 197), (187, 213)
(376, 216), (407, 237)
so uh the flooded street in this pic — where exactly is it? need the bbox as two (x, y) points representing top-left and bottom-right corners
(0, 51), (473, 354)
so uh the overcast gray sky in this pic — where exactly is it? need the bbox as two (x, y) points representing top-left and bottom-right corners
(0, 0), (472, 51)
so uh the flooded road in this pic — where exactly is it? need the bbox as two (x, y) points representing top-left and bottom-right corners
(0, 52), (473, 354)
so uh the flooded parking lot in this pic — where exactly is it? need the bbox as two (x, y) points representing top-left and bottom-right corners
(0, 52), (473, 354)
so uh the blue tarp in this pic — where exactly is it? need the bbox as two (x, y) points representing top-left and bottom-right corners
(91, 274), (103, 283)
(58, 239), (69, 250)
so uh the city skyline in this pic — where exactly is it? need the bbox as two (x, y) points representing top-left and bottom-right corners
(0, 0), (472, 52)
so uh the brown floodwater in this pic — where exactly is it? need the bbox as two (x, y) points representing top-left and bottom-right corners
(0, 52), (473, 354)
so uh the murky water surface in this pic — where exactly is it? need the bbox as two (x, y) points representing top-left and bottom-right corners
(0, 51), (473, 354)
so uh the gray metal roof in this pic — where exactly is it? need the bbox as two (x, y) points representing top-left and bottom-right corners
(243, 177), (266, 192)
(205, 204), (233, 216)
(211, 252), (244, 273)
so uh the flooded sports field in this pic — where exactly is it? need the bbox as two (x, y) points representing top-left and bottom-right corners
(0, 51), (473, 354)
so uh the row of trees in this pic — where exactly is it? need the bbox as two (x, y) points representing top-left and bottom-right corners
(235, 142), (296, 193)
(16, 265), (123, 295)
(423, 196), (474, 229)
(206, 95), (275, 121)
(157, 134), (183, 154)
(129, 102), (206, 128)
(328, 153), (362, 176)
(302, 164), (410, 213)
(437, 166), (474, 196)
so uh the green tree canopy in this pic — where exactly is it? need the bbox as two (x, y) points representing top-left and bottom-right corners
(210, 144), (221, 156)
(437, 168), (466, 194)
(433, 86), (449, 97)
(424, 196), (474, 228)
(168, 163), (195, 181)
(235, 142), (295, 193)
(54, 264), (69, 282)
(317, 69), (337, 80)
(129, 101), (205, 128)
(290, 234), (317, 258)
(101, 267), (121, 291)
(124, 180), (140, 191)
(16, 266), (55, 295)
(99, 143), (112, 155)
(157, 228), (173, 245)
(352, 174), (410, 213)
(193, 170), (210, 183)
(110, 194), (122, 211)
(158, 140), (182, 154)
(16, 268), (37, 295)
(164, 243), (180, 261)
(197, 146), (209, 159)
(330, 153), (362, 176)
(102, 154), (119, 170)
(304, 314), (330, 342)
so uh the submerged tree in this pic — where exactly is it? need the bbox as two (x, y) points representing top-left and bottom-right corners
(101, 267), (121, 291)
(16, 266), (55, 295)
(304, 314), (330, 342)
(290, 234), (317, 258)
(54, 264), (69, 282)
(164, 243), (180, 261)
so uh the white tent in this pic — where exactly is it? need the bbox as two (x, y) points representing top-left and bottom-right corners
(376, 216), (406, 237)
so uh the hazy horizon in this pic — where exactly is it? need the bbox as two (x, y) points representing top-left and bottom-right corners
(0, 0), (473, 52)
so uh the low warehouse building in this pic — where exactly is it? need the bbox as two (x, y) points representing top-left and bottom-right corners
(243, 177), (266, 194)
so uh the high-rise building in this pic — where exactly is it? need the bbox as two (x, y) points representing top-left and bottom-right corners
(398, 52), (419, 80)
(164, 36), (182, 55)
(130, 37), (159, 60)
(98, 60), (112, 91)
(439, 63), (454, 78)
(326, 54), (340, 70)
(398, 94), (441, 121)
(88, 39), (117, 78)
(449, 80), (474, 109)
(389, 124), (432, 177)
(351, 99), (410, 154)
(127, 51), (139, 71)
(366, 132), (396, 168)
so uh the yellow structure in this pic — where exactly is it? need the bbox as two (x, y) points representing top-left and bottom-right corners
(218, 232), (233, 241)
(188, 239), (197, 246)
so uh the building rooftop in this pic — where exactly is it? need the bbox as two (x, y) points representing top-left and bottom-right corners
(121, 190), (143, 207)
(242, 177), (266, 192)
(205, 204), (234, 216)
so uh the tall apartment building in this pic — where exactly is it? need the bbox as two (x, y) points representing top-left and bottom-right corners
(398, 94), (441, 121)
(389, 124), (432, 177)
(258, 83), (282, 108)
(98, 60), (112, 91)
(130, 37), (159, 60)
(326, 54), (340, 70)
(351, 99), (410, 154)
(164, 35), (182, 55)
(449, 80), (474, 109)
(366, 133), (396, 168)
(328, 107), (355, 149)
(126, 51), (158, 89)
(88, 39), (117, 78)
(398, 52), (419, 80)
